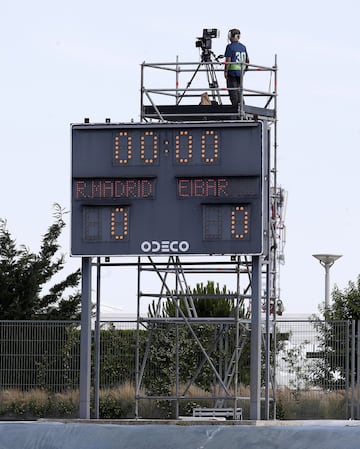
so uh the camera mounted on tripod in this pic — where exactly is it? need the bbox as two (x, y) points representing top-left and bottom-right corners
(195, 28), (220, 62)
(176, 28), (222, 105)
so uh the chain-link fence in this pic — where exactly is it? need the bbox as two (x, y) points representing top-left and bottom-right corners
(0, 319), (359, 419)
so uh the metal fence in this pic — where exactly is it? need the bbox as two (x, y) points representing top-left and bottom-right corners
(275, 319), (359, 419)
(0, 321), (80, 392)
(0, 319), (359, 419)
(97, 321), (137, 387)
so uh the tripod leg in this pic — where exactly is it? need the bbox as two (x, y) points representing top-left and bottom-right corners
(177, 63), (202, 105)
(206, 64), (222, 105)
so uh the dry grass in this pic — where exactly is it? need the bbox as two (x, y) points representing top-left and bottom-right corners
(100, 382), (134, 401)
(0, 385), (351, 420)
(276, 387), (348, 419)
(0, 388), (80, 419)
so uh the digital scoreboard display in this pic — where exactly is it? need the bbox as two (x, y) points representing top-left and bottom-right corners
(71, 121), (267, 256)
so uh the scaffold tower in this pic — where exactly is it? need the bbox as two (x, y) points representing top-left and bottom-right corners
(130, 54), (286, 420)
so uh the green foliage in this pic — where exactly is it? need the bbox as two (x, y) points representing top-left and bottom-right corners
(98, 392), (125, 419)
(312, 320), (349, 388)
(62, 325), (81, 388)
(0, 389), (79, 419)
(305, 278), (360, 389)
(282, 277), (360, 391)
(328, 276), (360, 321)
(277, 277), (360, 393)
(148, 281), (245, 319)
(181, 281), (238, 317)
(280, 339), (314, 390)
(52, 394), (79, 417)
(0, 204), (81, 320)
(98, 325), (137, 386)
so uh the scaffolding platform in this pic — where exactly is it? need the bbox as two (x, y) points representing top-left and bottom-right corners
(140, 58), (277, 123)
(143, 103), (275, 122)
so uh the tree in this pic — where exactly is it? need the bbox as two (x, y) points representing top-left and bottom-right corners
(327, 276), (360, 321)
(0, 204), (81, 320)
(304, 278), (360, 390)
(148, 280), (248, 319)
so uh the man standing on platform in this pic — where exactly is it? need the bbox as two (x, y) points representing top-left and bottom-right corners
(224, 28), (249, 106)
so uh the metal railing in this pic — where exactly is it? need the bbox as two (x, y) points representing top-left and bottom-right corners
(140, 58), (277, 122)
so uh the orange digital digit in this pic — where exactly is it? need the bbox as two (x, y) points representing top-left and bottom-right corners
(175, 130), (193, 163)
(140, 131), (158, 164)
(114, 131), (132, 165)
(201, 129), (219, 163)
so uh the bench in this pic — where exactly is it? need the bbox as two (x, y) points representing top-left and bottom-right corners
(192, 407), (243, 420)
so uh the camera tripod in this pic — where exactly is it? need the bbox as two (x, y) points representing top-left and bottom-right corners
(177, 49), (223, 105)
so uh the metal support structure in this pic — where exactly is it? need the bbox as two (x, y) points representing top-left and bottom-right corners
(357, 321), (360, 419)
(78, 54), (284, 420)
(135, 55), (283, 419)
(264, 259), (271, 420)
(250, 256), (262, 419)
(79, 257), (92, 419)
(133, 255), (265, 418)
(94, 258), (101, 419)
(233, 262), (241, 415)
(351, 321), (356, 419)
(345, 320), (350, 419)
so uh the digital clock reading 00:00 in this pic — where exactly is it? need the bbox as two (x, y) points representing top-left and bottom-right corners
(113, 129), (220, 166)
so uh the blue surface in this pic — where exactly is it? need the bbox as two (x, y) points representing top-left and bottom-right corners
(1, 421), (360, 449)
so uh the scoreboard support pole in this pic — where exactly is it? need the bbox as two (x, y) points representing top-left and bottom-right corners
(79, 257), (92, 419)
(250, 255), (262, 420)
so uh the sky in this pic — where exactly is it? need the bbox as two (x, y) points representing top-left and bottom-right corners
(1, 0), (360, 317)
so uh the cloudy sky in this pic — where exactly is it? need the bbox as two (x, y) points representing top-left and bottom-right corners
(1, 0), (359, 316)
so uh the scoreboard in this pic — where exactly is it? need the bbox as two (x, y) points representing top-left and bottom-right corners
(71, 121), (267, 256)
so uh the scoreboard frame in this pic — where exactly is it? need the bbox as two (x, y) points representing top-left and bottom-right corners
(71, 121), (268, 256)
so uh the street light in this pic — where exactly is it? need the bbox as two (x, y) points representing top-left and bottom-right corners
(312, 254), (342, 313)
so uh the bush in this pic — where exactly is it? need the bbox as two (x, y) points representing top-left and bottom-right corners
(0, 389), (78, 420)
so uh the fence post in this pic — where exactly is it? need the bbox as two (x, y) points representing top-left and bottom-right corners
(94, 258), (101, 419)
(357, 320), (360, 419)
(351, 320), (356, 419)
(79, 257), (92, 419)
(345, 320), (350, 419)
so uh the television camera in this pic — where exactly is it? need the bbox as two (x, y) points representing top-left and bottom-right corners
(195, 28), (220, 62)
(177, 28), (223, 105)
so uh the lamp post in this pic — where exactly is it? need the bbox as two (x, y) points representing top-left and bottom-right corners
(312, 254), (342, 314)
